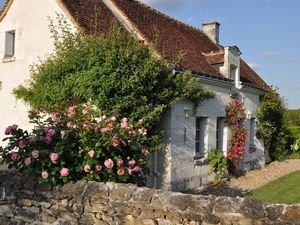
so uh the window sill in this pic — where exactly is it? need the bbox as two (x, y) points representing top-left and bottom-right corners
(194, 156), (209, 166)
(2, 56), (15, 63)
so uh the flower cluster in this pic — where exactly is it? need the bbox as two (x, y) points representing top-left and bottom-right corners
(224, 99), (246, 129)
(0, 104), (150, 186)
(225, 100), (247, 166)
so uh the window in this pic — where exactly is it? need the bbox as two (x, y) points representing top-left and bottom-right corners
(4, 30), (15, 58)
(195, 117), (207, 157)
(249, 118), (256, 151)
(216, 117), (225, 151)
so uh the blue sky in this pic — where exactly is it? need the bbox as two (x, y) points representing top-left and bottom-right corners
(1, 0), (299, 109)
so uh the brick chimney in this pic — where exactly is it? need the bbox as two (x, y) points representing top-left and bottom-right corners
(202, 21), (220, 44)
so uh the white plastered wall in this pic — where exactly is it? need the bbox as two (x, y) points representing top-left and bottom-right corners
(157, 79), (265, 191)
(0, 0), (74, 145)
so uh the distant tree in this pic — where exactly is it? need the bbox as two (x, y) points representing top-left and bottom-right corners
(284, 109), (300, 127)
(13, 17), (214, 148)
(256, 87), (294, 160)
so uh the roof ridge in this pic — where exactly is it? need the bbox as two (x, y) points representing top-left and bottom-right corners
(132, 0), (215, 40)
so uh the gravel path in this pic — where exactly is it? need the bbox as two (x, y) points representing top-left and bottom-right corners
(194, 159), (300, 197)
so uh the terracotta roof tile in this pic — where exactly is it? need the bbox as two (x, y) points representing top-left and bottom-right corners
(61, 0), (118, 35)
(205, 53), (225, 65)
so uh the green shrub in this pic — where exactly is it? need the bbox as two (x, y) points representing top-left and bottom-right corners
(207, 148), (227, 184)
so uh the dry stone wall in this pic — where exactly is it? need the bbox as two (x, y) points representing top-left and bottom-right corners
(0, 169), (299, 225)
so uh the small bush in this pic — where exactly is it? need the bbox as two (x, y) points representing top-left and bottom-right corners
(208, 148), (227, 184)
(1, 104), (151, 186)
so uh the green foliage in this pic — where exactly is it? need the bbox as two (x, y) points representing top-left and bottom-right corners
(290, 126), (300, 140)
(13, 16), (214, 148)
(256, 87), (294, 160)
(1, 104), (150, 186)
(207, 148), (227, 184)
(285, 109), (300, 127)
(249, 170), (300, 204)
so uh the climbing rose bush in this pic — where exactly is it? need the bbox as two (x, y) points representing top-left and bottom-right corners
(225, 99), (247, 171)
(0, 104), (150, 186)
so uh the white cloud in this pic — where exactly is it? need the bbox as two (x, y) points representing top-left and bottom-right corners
(248, 63), (263, 71)
(262, 51), (279, 58)
(288, 56), (300, 62)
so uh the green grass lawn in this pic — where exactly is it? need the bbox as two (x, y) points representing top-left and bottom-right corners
(249, 170), (300, 204)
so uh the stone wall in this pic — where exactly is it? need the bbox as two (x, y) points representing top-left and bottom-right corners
(0, 170), (299, 225)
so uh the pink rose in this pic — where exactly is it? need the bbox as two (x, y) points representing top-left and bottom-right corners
(122, 117), (128, 123)
(11, 124), (18, 132)
(83, 123), (89, 129)
(100, 128), (108, 134)
(18, 139), (26, 149)
(128, 159), (136, 167)
(120, 121), (128, 129)
(142, 148), (150, 156)
(44, 135), (53, 144)
(104, 159), (114, 169)
(95, 164), (102, 171)
(10, 152), (20, 162)
(52, 113), (61, 123)
(67, 106), (76, 117)
(49, 153), (59, 164)
(41, 171), (49, 179)
(5, 126), (12, 135)
(87, 150), (95, 158)
(60, 168), (70, 177)
(111, 116), (117, 122)
(60, 130), (67, 137)
(82, 108), (89, 115)
(133, 166), (142, 173)
(117, 169), (125, 176)
(84, 164), (91, 173)
(113, 136), (120, 147)
(24, 157), (31, 166)
(32, 150), (39, 159)
(47, 129), (56, 137)
(117, 159), (124, 166)
(127, 168), (133, 175)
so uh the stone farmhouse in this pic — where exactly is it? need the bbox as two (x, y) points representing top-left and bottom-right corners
(0, 0), (269, 191)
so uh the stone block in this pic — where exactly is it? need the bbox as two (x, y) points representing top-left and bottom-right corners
(110, 183), (137, 202)
(79, 213), (106, 225)
(0, 205), (14, 217)
(17, 199), (32, 206)
(240, 197), (266, 219)
(131, 187), (155, 204)
(265, 204), (284, 220)
(282, 205), (300, 222)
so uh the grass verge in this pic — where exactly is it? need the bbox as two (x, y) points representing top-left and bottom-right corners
(249, 170), (300, 204)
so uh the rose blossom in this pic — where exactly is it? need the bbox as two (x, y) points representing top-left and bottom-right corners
(95, 164), (102, 171)
(84, 164), (91, 173)
(41, 171), (49, 179)
(111, 116), (117, 122)
(52, 113), (61, 123)
(29, 135), (38, 142)
(104, 159), (114, 169)
(88, 150), (95, 158)
(47, 129), (56, 137)
(67, 106), (76, 117)
(44, 135), (53, 144)
(18, 139), (26, 149)
(122, 117), (128, 123)
(24, 157), (31, 166)
(128, 159), (136, 167)
(32, 150), (39, 159)
(83, 123), (89, 129)
(10, 152), (20, 162)
(120, 121), (128, 129)
(82, 108), (89, 115)
(11, 124), (18, 132)
(117, 169), (125, 176)
(4, 126), (12, 135)
(133, 166), (142, 173)
(60, 130), (67, 137)
(113, 136), (120, 147)
(60, 168), (70, 177)
(117, 158), (124, 166)
(49, 153), (59, 164)
(142, 148), (149, 156)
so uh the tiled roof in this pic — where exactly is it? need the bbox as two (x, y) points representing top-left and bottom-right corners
(60, 0), (119, 35)
(0, 0), (268, 90)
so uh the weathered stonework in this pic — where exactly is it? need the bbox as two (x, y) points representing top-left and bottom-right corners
(0, 170), (299, 225)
